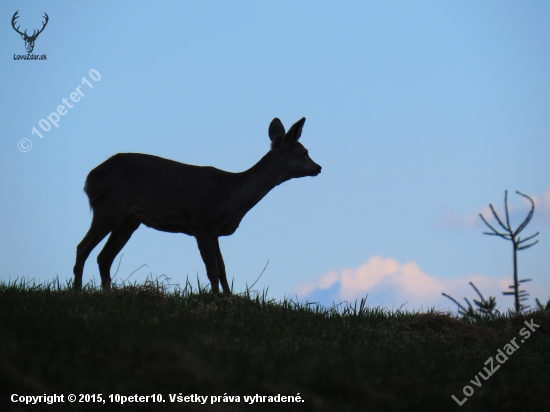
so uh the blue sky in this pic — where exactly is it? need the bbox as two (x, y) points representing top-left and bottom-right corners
(1, 1), (549, 312)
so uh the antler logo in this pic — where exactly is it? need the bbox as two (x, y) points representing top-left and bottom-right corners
(11, 11), (49, 54)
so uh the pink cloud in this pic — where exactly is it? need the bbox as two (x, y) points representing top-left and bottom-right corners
(525, 188), (550, 224)
(295, 256), (548, 312)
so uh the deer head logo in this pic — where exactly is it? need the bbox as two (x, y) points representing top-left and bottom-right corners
(11, 11), (49, 54)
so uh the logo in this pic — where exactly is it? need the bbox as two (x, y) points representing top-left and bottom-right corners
(11, 10), (49, 54)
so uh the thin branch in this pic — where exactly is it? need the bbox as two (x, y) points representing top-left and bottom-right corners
(515, 191), (536, 236)
(482, 231), (512, 240)
(504, 190), (512, 233)
(516, 209), (534, 234)
(479, 214), (506, 237)
(518, 232), (539, 244)
(463, 297), (474, 312)
(515, 209), (534, 236)
(442, 293), (468, 313)
(111, 253), (124, 282)
(120, 264), (149, 285)
(248, 260), (270, 290)
(518, 240), (539, 250)
(469, 281), (487, 305)
(490, 203), (510, 233)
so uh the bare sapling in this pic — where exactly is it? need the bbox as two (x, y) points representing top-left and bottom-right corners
(73, 117), (321, 293)
(479, 190), (539, 312)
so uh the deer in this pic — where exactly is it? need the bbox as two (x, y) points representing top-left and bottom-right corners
(11, 11), (49, 54)
(73, 117), (321, 293)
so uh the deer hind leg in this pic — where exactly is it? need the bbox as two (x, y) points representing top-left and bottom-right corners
(216, 243), (231, 294)
(195, 233), (221, 294)
(74, 211), (122, 290)
(97, 215), (141, 290)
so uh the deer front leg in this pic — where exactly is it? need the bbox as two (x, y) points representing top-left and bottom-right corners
(215, 242), (231, 294)
(195, 233), (221, 294)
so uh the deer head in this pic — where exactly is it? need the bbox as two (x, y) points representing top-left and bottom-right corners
(12, 11), (49, 53)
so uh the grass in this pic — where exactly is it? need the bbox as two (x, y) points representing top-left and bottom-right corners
(1, 276), (549, 411)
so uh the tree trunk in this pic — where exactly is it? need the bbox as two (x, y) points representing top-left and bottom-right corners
(513, 243), (519, 312)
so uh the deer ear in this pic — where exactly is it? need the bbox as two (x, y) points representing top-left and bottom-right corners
(269, 118), (285, 148)
(282, 117), (306, 148)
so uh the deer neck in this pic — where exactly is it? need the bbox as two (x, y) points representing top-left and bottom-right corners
(233, 150), (287, 212)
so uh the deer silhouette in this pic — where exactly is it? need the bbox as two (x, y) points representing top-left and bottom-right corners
(11, 11), (49, 53)
(73, 117), (322, 293)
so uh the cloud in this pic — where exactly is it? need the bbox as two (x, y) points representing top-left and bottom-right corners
(526, 188), (550, 224)
(437, 205), (491, 229)
(439, 188), (550, 229)
(295, 256), (548, 312)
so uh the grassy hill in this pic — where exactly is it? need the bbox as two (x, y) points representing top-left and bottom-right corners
(1, 278), (549, 411)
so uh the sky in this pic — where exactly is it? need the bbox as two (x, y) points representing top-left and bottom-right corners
(1, 1), (549, 313)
